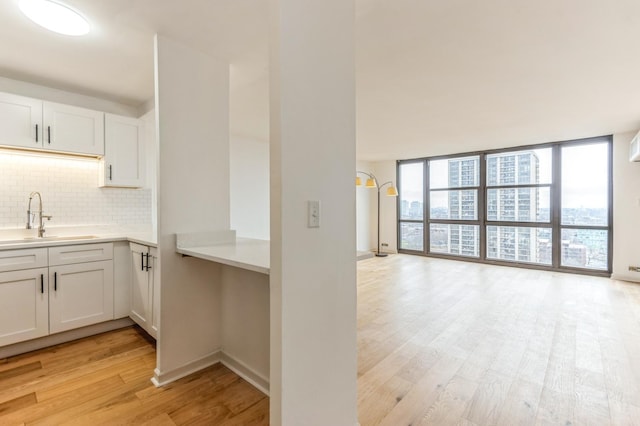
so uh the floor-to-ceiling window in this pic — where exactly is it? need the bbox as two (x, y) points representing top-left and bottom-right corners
(397, 136), (612, 276)
(428, 155), (480, 257)
(398, 160), (425, 251)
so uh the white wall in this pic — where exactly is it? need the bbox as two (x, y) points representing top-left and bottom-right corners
(613, 131), (640, 281)
(154, 34), (229, 383)
(140, 109), (157, 233)
(0, 150), (151, 229)
(230, 136), (270, 240)
(269, 0), (358, 424)
(370, 160), (398, 253)
(220, 266), (270, 390)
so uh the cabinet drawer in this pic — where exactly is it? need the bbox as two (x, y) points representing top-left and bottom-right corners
(0, 248), (48, 273)
(49, 243), (113, 266)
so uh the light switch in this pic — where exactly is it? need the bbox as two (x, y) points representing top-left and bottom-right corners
(308, 200), (320, 228)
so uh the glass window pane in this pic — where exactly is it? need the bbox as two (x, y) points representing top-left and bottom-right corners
(399, 162), (424, 220)
(561, 228), (608, 270)
(487, 187), (550, 222)
(486, 148), (552, 186)
(561, 143), (609, 226)
(430, 190), (477, 220)
(429, 156), (479, 189)
(400, 222), (424, 251)
(487, 226), (552, 264)
(429, 224), (479, 257)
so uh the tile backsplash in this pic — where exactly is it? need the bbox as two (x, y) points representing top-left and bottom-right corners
(0, 150), (151, 229)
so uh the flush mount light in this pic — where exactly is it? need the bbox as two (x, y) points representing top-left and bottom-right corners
(19, 0), (90, 36)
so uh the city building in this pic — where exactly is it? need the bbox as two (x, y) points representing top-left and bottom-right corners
(443, 152), (541, 261)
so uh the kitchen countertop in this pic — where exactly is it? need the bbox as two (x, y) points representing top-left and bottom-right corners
(0, 227), (157, 250)
(176, 237), (270, 275)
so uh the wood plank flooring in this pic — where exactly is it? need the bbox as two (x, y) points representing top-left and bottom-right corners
(357, 254), (640, 425)
(0, 326), (268, 425)
(2, 254), (640, 424)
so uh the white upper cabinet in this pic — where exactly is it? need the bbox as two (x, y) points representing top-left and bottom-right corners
(43, 101), (104, 156)
(100, 114), (144, 188)
(0, 92), (43, 150)
(0, 92), (105, 156)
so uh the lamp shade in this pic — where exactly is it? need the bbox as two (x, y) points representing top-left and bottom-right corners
(355, 176), (362, 186)
(365, 178), (376, 188)
(386, 186), (398, 196)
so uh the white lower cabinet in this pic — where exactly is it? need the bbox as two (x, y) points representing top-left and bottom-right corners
(49, 243), (114, 334)
(49, 260), (114, 333)
(0, 268), (49, 346)
(129, 242), (159, 338)
(0, 243), (115, 347)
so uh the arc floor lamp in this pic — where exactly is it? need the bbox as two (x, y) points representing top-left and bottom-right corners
(356, 171), (398, 257)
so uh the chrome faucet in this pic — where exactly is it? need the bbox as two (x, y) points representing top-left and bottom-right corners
(26, 192), (52, 238)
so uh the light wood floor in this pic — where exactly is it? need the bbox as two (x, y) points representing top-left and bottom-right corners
(357, 255), (640, 425)
(2, 254), (640, 425)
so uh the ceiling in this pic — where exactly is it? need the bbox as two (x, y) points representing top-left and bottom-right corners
(2, 0), (640, 161)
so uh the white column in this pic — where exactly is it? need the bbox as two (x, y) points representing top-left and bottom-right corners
(153, 34), (230, 384)
(269, 1), (358, 425)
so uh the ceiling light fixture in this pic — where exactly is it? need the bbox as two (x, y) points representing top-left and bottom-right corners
(19, 0), (90, 36)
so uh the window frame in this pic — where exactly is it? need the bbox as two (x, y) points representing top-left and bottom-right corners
(426, 153), (482, 258)
(396, 135), (613, 277)
(397, 159), (427, 253)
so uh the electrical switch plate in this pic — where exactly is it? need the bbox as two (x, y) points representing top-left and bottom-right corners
(308, 200), (320, 228)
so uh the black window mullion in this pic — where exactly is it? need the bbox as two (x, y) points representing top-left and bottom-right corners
(424, 159), (429, 254)
(560, 225), (609, 231)
(551, 144), (561, 268)
(430, 186), (481, 192)
(487, 221), (552, 228)
(487, 183), (552, 190)
(479, 153), (486, 260)
(607, 140), (613, 273)
(396, 160), (401, 254)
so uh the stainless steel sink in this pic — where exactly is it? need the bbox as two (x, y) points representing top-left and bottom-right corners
(1, 235), (99, 244)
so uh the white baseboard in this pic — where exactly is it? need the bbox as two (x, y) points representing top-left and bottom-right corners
(152, 350), (222, 387)
(611, 273), (640, 283)
(0, 317), (134, 359)
(151, 349), (270, 396)
(219, 351), (269, 395)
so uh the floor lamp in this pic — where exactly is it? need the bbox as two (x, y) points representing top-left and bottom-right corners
(356, 171), (398, 257)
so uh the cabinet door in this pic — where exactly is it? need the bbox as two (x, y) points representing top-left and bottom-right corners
(130, 245), (151, 332)
(43, 101), (104, 155)
(100, 114), (144, 188)
(49, 260), (114, 334)
(0, 92), (43, 150)
(0, 268), (48, 346)
(150, 248), (159, 339)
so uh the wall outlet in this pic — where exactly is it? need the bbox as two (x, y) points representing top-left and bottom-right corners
(629, 266), (640, 272)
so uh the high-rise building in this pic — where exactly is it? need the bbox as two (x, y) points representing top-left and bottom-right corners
(445, 152), (541, 261)
(447, 157), (479, 256)
(485, 151), (540, 262)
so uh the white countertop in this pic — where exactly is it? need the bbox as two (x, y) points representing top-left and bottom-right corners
(176, 238), (270, 275)
(0, 226), (157, 250)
